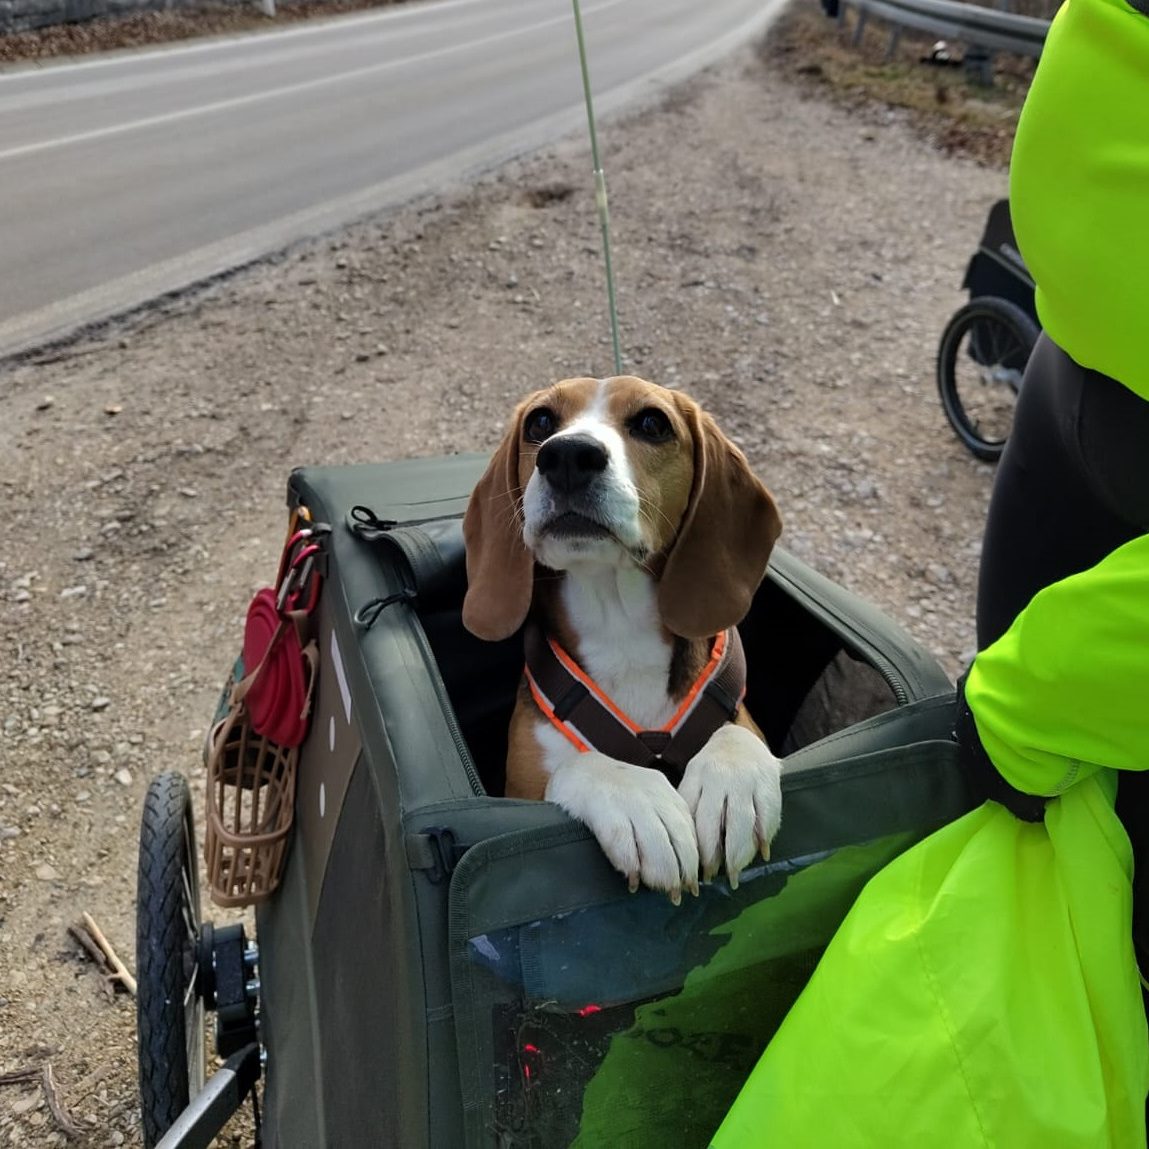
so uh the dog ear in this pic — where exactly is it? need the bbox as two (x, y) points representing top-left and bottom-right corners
(658, 400), (782, 639)
(462, 406), (534, 641)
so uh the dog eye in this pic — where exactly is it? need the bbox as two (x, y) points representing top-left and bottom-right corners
(523, 408), (558, 443)
(629, 408), (673, 443)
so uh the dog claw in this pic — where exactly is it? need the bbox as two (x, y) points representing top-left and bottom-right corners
(728, 870), (740, 892)
(670, 888), (682, 907)
(627, 873), (640, 894)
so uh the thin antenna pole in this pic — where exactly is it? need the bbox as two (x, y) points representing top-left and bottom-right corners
(571, 0), (623, 376)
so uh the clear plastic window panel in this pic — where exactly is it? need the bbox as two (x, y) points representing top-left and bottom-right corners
(463, 836), (911, 1148)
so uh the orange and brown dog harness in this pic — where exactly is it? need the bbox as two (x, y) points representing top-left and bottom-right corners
(523, 624), (747, 785)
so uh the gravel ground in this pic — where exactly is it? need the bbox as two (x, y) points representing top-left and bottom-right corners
(0, 11), (1006, 1145)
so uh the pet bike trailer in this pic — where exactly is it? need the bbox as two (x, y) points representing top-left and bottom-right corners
(135, 453), (976, 1149)
(937, 198), (1041, 461)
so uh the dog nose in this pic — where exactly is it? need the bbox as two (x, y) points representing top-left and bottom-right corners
(536, 433), (609, 494)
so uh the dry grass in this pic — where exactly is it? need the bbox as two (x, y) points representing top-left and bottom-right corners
(762, 0), (1036, 168)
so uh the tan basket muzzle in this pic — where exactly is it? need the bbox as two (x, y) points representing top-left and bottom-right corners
(204, 703), (299, 907)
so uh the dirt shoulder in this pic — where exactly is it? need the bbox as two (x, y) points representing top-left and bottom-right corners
(0, 6), (1008, 1145)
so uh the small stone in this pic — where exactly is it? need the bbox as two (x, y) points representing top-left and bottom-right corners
(114, 768), (132, 787)
(36, 396), (55, 411)
(925, 563), (953, 586)
(90, 697), (111, 711)
(104, 404), (122, 416)
(178, 488), (198, 498)
(60, 585), (88, 599)
(35, 863), (60, 882)
(14, 589), (30, 603)
(12, 1094), (41, 1115)
(76, 790), (91, 802)
(0, 826), (21, 841)
(72, 548), (95, 562)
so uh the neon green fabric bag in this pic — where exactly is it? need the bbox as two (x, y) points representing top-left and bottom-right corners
(713, 536), (1149, 1148)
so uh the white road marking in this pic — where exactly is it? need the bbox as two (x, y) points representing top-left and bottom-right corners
(0, 0), (626, 164)
(0, 0), (492, 82)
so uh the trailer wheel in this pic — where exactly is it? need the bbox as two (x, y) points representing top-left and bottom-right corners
(937, 296), (1039, 461)
(137, 771), (206, 1147)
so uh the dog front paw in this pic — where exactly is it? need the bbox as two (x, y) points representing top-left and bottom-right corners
(678, 724), (782, 889)
(547, 754), (700, 903)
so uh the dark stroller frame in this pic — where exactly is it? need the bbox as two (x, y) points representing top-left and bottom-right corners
(936, 198), (1041, 461)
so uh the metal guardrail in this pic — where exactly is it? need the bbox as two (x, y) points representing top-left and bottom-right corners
(842, 0), (1051, 57)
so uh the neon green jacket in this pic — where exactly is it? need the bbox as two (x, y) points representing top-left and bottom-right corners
(966, 534), (1149, 799)
(713, 536), (1149, 1147)
(1010, 0), (1149, 398)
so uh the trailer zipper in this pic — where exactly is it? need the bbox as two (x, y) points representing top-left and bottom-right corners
(769, 566), (913, 707)
(407, 612), (487, 797)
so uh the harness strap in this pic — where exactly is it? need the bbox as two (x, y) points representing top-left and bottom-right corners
(523, 623), (746, 785)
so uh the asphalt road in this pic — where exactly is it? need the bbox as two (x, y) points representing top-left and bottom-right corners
(0, 0), (785, 356)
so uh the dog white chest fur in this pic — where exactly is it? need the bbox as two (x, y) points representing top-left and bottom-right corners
(463, 375), (785, 902)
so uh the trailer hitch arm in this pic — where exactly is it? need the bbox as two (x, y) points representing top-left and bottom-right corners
(155, 1042), (261, 1149)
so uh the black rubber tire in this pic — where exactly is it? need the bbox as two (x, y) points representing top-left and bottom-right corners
(937, 296), (1040, 462)
(137, 771), (206, 1148)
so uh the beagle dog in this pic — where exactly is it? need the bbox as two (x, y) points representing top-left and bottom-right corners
(462, 376), (783, 902)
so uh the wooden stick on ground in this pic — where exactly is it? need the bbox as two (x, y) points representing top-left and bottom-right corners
(67, 923), (106, 968)
(69, 1062), (113, 1103)
(41, 1063), (83, 1140)
(80, 912), (137, 996)
(0, 1066), (40, 1087)
(67, 924), (115, 999)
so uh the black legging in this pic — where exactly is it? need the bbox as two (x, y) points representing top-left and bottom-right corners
(975, 330), (1149, 1009)
(977, 333), (1149, 646)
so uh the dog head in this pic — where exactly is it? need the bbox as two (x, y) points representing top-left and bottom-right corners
(462, 376), (782, 642)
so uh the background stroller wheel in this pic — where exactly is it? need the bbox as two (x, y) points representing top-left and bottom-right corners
(937, 296), (1039, 462)
(137, 771), (206, 1148)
